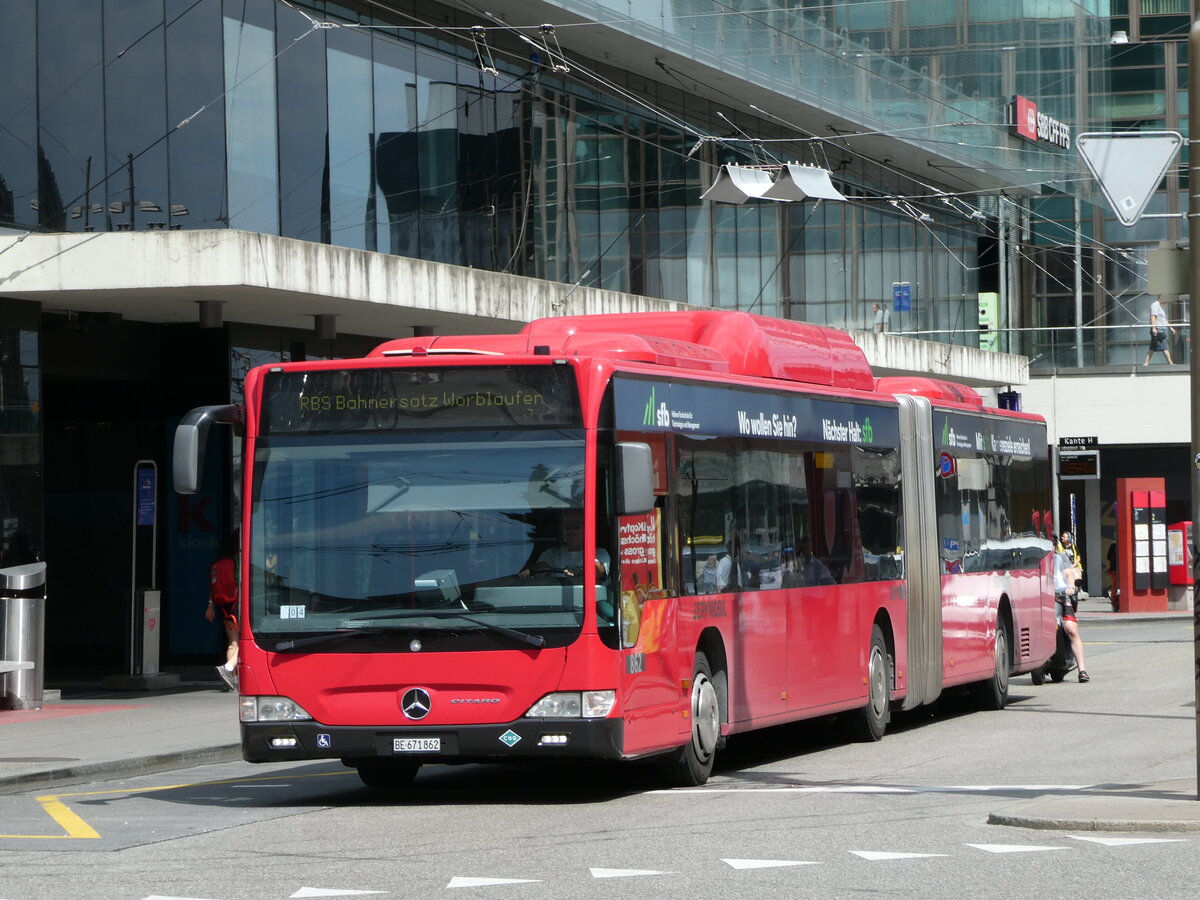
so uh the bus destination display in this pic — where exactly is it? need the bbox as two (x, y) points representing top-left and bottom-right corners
(261, 366), (582, 433)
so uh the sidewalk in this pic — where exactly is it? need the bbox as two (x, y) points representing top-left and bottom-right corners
(0, 675), (241, 796)
(999, 601), (1200, 830)
(1076, 602), (1191, 622)
(989, 779), (1200, 832)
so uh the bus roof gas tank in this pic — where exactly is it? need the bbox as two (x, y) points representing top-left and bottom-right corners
(529, 310), (874, 389)
(875, 376), (985, 407)
(371, 310), (875, 390)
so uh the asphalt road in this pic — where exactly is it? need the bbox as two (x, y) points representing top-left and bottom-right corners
(0, 615), (1196, 899)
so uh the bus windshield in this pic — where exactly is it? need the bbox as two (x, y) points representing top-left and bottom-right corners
(248, 429), (600, 651)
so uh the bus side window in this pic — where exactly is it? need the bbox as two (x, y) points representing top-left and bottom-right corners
(852, 446), (902, 582)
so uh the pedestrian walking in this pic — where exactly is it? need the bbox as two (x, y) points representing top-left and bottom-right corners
(1142, 296), (1176, 365)
(1054, 545), (1089, 683)
(206, 530), (240, 691)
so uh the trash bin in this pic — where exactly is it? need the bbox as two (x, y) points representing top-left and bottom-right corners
(1, 561), (47, 710)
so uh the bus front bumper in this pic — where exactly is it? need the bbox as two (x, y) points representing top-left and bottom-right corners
(242, 717), (625, 764)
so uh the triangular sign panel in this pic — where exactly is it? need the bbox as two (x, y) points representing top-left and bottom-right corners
(1077, 131), (1182, 226)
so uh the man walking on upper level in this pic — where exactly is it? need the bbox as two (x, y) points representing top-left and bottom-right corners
(1142, 295), (1176, 365)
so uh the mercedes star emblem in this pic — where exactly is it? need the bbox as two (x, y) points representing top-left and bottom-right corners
(401, 688), (432, 720)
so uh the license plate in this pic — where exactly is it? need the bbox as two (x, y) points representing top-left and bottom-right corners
(394, 737), (440, 753)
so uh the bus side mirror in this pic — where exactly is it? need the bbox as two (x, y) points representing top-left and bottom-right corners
(616, 441), (655, 515)
(173, 404), (243, 494)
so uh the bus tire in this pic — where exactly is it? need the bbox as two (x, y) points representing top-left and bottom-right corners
(973, 622), (1010, 710)
(355, 762), (420, 789)
(848, 625), (890, 742)
(668, 651), (721, 786)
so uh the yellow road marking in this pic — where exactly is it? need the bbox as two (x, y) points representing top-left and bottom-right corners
(0, 768), (347, 840)
(40, 797), (98, 839)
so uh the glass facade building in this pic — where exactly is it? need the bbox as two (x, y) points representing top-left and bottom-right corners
(1030, 1), (1194, 371)
(2, 1), (1104, 331)
(0, 0), (1119, 672)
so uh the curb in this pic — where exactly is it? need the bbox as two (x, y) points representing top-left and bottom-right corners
(0, 744), (243, 796)
(988, 810), (1200, 833)
(1076, 612), (1191, 623)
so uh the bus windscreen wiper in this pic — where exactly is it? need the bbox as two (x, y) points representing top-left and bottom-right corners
(274, 628), (390, 652)
(366, 610), (546, 648)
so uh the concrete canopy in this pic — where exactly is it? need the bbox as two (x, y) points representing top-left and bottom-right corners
(0, 229), (1024, 388)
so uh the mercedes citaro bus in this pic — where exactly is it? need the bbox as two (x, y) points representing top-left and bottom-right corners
(174, 310), (1055, 789)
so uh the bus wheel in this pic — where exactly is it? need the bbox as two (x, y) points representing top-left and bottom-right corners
(974, 623), (1010, 711)
(848, 625), (890, 742)
(356, 762), (420, 789)
(669, 652), (721, 786)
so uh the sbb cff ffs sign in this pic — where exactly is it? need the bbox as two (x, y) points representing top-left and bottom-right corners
(1013, 95), (1070, 150)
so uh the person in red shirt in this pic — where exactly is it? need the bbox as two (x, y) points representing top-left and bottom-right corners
(205, 530), (240, 691)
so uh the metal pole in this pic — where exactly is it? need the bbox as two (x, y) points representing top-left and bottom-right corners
(998, 201), (1009, 354)
(129, 462), (139, 676)
(1074, 197), (1084, 368)
(1187, 18), (1200, 801)
(127, 154), (135, 231)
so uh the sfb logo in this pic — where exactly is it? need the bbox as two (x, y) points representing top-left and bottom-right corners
(655, 402), (670, 427)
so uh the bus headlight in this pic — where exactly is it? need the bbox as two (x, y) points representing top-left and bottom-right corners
(241, 696), (313, 723)
(525, 690), (615, 719)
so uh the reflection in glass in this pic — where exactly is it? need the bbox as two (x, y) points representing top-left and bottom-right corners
(224, 15), (278, 232)
(373, 38), (417, 256)
(0, 1), (37, 229)
(105, 0), (168, 233)
(277, 10), (328, 242)
(167, 0), (225, 231)
(37, 0), (104, 233)
(328, 34), (373, 251)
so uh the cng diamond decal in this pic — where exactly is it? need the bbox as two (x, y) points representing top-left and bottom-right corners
(498, 729), (521, 747)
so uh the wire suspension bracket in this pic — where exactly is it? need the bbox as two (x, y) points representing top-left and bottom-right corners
(469, 25), (499, 77)
(537, 24), (570, 74)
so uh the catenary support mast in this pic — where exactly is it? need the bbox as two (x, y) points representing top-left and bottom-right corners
(1187, 16), (1200, 801)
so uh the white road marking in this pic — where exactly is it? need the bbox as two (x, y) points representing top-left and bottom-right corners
(653, 784), (1088, 795)
(965, 844), (1068, 854)
(589, 868), (676, 878)
(291, 889), (388, 897)
(721, 858), (820, 869)
(447, 877), (540, 888)
(1068, 835), (1190, 846)
(652, 786), (911, 794)
(850, 851), (949, 861)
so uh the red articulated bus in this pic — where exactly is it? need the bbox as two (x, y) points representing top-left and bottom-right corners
(174, 310), (1055, 789)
